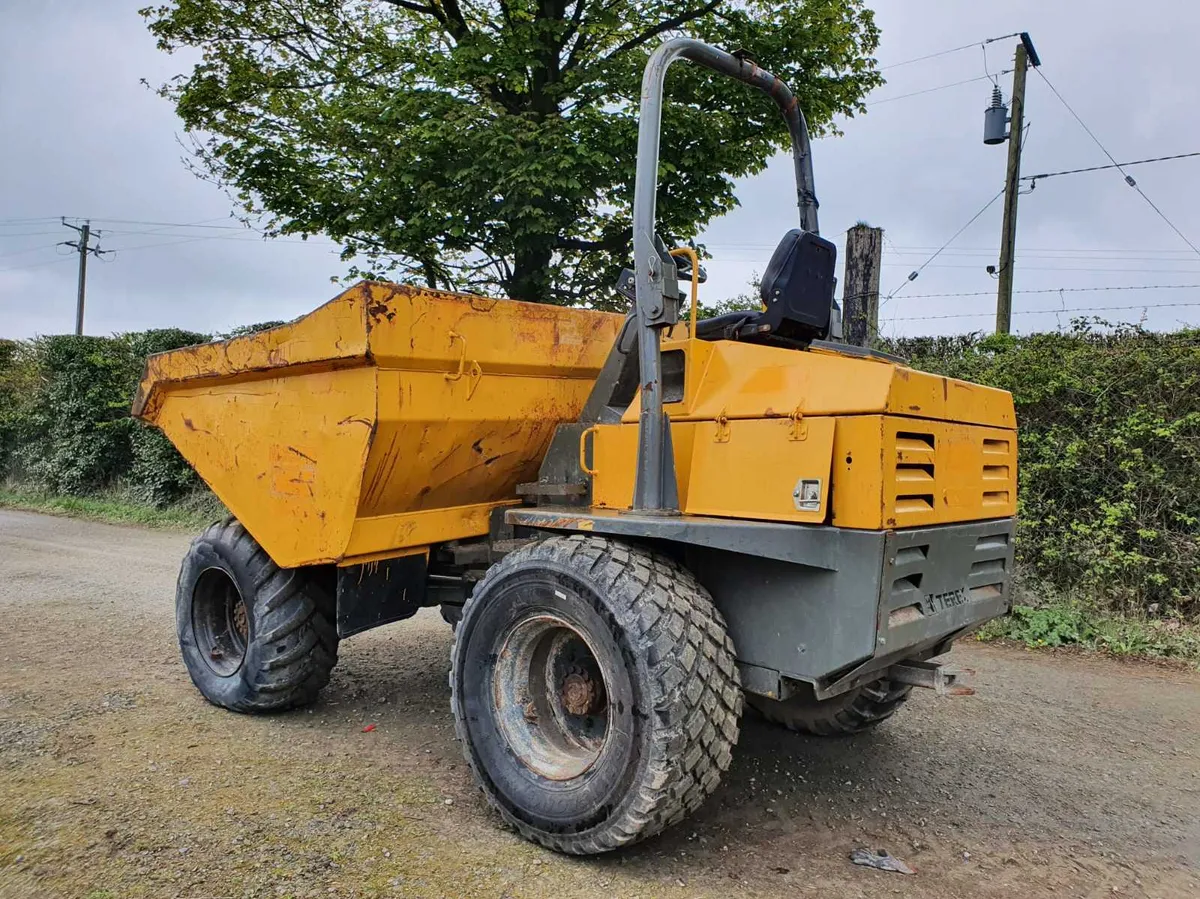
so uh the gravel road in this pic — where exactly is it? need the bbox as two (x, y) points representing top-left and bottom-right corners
(1, 508), (1197, 899)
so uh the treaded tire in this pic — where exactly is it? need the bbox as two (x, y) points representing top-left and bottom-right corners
(450, 535), (742, 854)
(176, 519), (338, 713)
(747, 678), (911, 736)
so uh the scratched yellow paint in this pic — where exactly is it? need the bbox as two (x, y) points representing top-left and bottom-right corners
(135, 282), (622, 567)
(589, 334), (1017, 529)
(645, 334), (1016, 428)
(136, 279), (1016, 568)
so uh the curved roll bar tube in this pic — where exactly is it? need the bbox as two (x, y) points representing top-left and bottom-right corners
(630, 37), (820, 512)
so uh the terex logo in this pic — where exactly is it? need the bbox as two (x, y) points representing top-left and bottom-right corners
(924, 587), (969, 614)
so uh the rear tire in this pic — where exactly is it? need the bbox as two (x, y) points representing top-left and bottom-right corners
(450, 535), (741, 854)
(176, 519), (338, 713)
(747, 677), (911, 736)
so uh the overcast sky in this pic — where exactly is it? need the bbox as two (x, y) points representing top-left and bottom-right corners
(3, 0), (1199, 339)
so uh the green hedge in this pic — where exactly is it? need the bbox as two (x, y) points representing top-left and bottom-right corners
(883, 324), (1200, 619)
(0, 322), (280, 508)
(1, 330), (208, 505)
(2, 320), (1197, 618)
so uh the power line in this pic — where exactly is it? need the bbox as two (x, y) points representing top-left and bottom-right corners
(101, 229), (330, 246)
(882, 247), (1200, 259)
(879, 263), (1200, 274)
(77, 217), (250, 231)
(877, 32), (1023, 71)
(0, 244), (73, 260)
(879, 188), (1005, 304)
(879, 41), (983, 71)
(0, 255), (79, 274)
(0, 217), (61, 226)
(893, 301), (1200, 322)
(108, 235), (229, 254)
(1022, 151), (1200, 184)
(868, 72), (1010, 106)
(1032, 67), (1200, 258)
(896, 283), (1200, 300)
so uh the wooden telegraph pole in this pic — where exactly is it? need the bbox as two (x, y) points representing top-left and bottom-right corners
(843, 224), (883, 347)
(59, 218), (109, 336)
(993, 33), (1040, 334)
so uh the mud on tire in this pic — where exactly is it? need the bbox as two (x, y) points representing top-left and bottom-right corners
(450, 535), (742, 854)
(176, 519), (338, 713)
(747, 677), (911, 736)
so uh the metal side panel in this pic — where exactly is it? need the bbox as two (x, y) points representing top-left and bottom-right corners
(684, 539), (886, 687)
(509, 508), (1018, 698)
(505, 506), (874, 569)
(878, 518), (1016, 654)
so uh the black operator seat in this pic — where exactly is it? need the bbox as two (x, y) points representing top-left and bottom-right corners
(695, 229), (838, 346)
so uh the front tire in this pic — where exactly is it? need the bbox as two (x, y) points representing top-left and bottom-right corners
(747, 677), (911, 736)
(176, 519), (338, 713)
(451, 535), (741, 854)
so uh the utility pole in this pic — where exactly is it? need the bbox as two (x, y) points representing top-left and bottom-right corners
(60, 217), (109, 336)
(990, 33), (1040, 334)
(842, 224), (883, 347)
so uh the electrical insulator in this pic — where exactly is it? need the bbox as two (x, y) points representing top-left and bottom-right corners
(983, 85), (1009, 145)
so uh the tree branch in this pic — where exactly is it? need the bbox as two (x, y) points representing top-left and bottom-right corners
(603, 0), (722, 61)
(554, 226), (632, 252)
(377, 0), (442, 18)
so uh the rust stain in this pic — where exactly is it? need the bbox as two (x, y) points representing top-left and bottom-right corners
(288, 446), (317, 464)
(362, 432), (401, 508)
(365, 298), (396, 323)
(180, 415), (212, 436)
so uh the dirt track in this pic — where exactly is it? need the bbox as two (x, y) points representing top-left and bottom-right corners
(1, 508), (1197, 899)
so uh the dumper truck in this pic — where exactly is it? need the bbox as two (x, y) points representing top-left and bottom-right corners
(133, 38), (1018, 855)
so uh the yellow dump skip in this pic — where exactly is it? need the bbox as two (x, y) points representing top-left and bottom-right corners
(133, 282), (623, 567)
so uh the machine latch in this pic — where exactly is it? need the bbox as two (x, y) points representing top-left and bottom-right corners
(788, 406), (808, 441)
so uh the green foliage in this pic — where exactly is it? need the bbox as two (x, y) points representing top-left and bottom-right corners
(140, 0), (882, 305)
(218, 321), (287, 339)
(697, 273), (762, 320)
(0, 329), (209, 506)
(0, 339), (38, 478)
(989, 604), (1094, 648)
(17, 335), (141, 495)
(0, 484), (226, 532)
(978, 601), (1200, 663)
(884, 322), (1200, 618)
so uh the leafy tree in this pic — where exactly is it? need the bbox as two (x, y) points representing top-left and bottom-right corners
(142, 0), (881, 305)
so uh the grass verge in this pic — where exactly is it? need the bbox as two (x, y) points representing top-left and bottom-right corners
(977, 600), (1200, 665)
(0, 483), (224, 531)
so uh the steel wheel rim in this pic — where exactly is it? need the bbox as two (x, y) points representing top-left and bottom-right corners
(192, 567), (249, 677)
(492, 612), (611, 781)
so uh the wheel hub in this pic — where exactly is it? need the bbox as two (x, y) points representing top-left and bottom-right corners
(492, 613), (612, 780)
(192, 567), (249, 677)
(232, 599), (248, 641)
(561, 667), (604, 716)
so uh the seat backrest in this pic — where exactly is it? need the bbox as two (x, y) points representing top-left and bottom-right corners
(758, 229), (838, 341)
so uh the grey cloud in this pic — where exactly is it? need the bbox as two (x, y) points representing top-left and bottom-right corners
(2, 0), (1198, 339)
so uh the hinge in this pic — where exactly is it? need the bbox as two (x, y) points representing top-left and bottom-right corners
(714, 411), (731, 443)
(788, 406), (808, 441)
